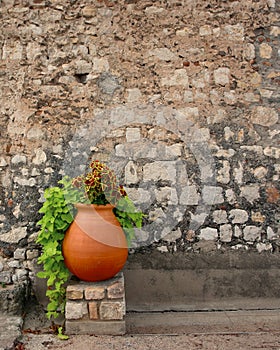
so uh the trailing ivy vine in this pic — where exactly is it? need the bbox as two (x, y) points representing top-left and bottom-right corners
(36, 177), (83, 319)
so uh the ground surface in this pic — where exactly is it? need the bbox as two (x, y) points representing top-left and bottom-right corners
(21, 332), (280, 350)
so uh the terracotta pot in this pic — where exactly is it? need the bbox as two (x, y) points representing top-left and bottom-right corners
(62, 203), (128, 282)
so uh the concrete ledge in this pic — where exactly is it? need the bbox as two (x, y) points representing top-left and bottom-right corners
(126, 309), (280, 334)
(124, 251), (280, 313)
(66, 320), (126, 335)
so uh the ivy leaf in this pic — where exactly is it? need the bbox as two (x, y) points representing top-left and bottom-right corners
(36, 271), (47, 279)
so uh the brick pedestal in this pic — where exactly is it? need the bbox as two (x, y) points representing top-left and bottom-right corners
(65, 273), (126, 335)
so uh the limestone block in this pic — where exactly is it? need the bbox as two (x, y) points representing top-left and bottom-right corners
(192, 128), (210, 142)
(66, 285), (84, 300)
(125, 161), (139, 184)
(250, 72), (262, 87)
(244, 43), (255, 60)
(98, 73), (120, 95)
(224, 24), (244, 40)
(155, 187), (178, 205)
(256, 243), (273, 253)
(224, 91), (236, 105)
(190, 212), (208, 227)
(212, 210), (228, 224)
(124, 188), (151, 204)
(184, 90), (193, 102)
(0, 271), (12, 284)
(11, 155), (27, 165)
(217, 160), (230, 184)
(199, 227), (218, 241)
(214, 67), (230, 86)
(149, 208), (166, 224)
(149, 48), (176, 61)
(84, 286), (105, 300)
(229, 209), (248, 224)
(145, 6), (165, 14)
(143, 161), (176, 184)
(65, 301), (88, 320)
(88, 302), (98, 320)
(99, 301), (125, 320)
(26, 127), (45, 140)
(243, 226), (261, 242)
(267, 227), (277, 240)
(75, 60), (92, 74)
(13, 249), (26, 260)
(32, 149), (47, 165)
(179, 185), (200, 205)
(14, 177), (36, 187)
(165, 144), (182, 158)
(233, 226), (243, 238)
(162, 228), (182, 242)
(219, 224), (232, 243)
(199, 25), (212, 36)
(251, 211), (265, 223)
(251, 106), (278, 126)
(240, 185), (260, 203)
(264, 147), (280, 159)
(14, 269), (28, 282)
(253, 166), (267, 180)
(157, 246), (169, 253)
(107, 281), (125, 299)
(115, 144), (126, 157)
(200, 164), (215, 183)
(26, 42), (42, 61)
(259, 43), (273, 59)
(270, 26), (280, 36)
(92, 58), (109, 73)
(202, 186), (224, 204)
(2, 41), (23, 60)
(0, 227), (27, 244)
(0, 158), (7, 167)
(126, 128), (141, 142)
(116, 142), (158, 159)
(233, 162), (243, 184)
(126, 88), (142, 103)
(8, 261), (20, 269)
(26, 249), (39, 260)
(82, 5), (96, 17)
(7, 102), (35, 137)
(161, 69), (189, 87)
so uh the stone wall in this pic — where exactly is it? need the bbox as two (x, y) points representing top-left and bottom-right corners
(0, 0), (279, 310)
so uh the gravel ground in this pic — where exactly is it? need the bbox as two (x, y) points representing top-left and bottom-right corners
(21, 332), (280, 350)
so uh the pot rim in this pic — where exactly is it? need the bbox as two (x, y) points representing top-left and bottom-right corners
(74, 203), (115, 210)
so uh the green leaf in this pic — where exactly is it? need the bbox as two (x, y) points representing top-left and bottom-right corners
(36, 271), (47, 279)
(57, 327), (69, 340)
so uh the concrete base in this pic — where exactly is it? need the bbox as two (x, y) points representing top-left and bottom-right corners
(65, 273), (126, 335)
(65, 320), (126, 335)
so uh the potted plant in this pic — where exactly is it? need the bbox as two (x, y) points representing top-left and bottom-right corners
(36, 160), (143, 319)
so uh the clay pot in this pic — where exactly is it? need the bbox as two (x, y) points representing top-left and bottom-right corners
(62, 203), (128, 282)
